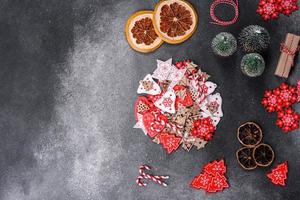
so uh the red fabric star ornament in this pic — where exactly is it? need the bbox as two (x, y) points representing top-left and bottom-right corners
(276, 108), (299, 133)
(190, 159), (229, 193)
(267, 162), (288, 186)
(191, 118), (216, 141)
(158, 133), (182, 154)
(204, 159), (227, 176)
(278, 0), (298, 16)
(257, 0), (280, 20)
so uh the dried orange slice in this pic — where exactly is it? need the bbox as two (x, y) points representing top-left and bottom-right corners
(237, 122), (263, 147)
(236, 147), (257, 170)
(253, 143), (275, 167)
(153, 0), (198, 44)
(125, 11), (164, 53)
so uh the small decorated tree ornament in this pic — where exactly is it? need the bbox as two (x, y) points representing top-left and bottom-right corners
(241, 53), (265, 77)
(190, 159), (229, 193)
(267, 162), (288, 186)
(211, 32), (237, 57)
(239, 25), (270, 53)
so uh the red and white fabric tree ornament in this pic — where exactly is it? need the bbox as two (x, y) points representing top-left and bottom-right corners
(191, 159), (229, 193)
(134, 59), (223, 153)
(267, 162), (288, 186)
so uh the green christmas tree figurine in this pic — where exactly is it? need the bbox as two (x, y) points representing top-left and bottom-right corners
(239, 25), (270, 53)
(241, 53), (265, 77)
(211, 32), (237, 57)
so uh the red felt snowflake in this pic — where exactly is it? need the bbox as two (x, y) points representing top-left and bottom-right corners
(257, 0), (280, 20)
(158, 133), (182, 154)
(278, 0), (298, 16)
(276, 108), (299, 133)
(267, 162), (288, 186)
(191, 159), (229, 193)
(191, 117), (216, 141)
(261, 83), (297, 112)
(257, 0), (298, 20)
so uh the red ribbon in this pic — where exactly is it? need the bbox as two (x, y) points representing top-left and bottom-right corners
(280, 43), (300, 66)
(210, 0), (239, 26)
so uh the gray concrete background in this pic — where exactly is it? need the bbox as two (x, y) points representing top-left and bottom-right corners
(0, 0), (299, 199)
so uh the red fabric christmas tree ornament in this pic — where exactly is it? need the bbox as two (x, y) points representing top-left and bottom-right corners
(190, 159), (229, 193)
(267, 162), (288, 186)
(158, 133), (182, 154)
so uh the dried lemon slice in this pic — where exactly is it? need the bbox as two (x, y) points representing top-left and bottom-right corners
(253, 143), (275, 167)
(237, 122), (263, 147)
(236, 147), (257, 170)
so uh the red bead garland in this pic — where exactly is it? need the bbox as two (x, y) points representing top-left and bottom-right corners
(257, 0), (299, 20)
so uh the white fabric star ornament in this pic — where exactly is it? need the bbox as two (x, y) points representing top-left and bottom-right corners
(152, 58), (173, 81)
(167, 65), (186, 89)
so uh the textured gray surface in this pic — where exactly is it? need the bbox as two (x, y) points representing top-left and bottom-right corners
(0, 0), (299, 199)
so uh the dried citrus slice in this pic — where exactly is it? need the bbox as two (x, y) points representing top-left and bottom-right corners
(125, 11), (164, 53)
(236, 147), (257, 170)
(253, 143), (275, 167)
(153, 0), (198, 44)
(237, 122), (263, 147)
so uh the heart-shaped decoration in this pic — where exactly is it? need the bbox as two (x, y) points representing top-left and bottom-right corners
(143, 112), (167, 138)
(154, 90), (176, 114)
(137, 74), (161, 95)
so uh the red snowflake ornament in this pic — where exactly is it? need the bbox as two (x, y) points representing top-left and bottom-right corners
(261, 83), (297, 112)
(158, 133), (182, 154)
(278, 0), (298, 16)
(257, 0), (280, 20)
(276, 108), (299, 133)
(204, 159), (227, 176)
(191, 117), (216, 141)
(267, 162), (288, 186)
